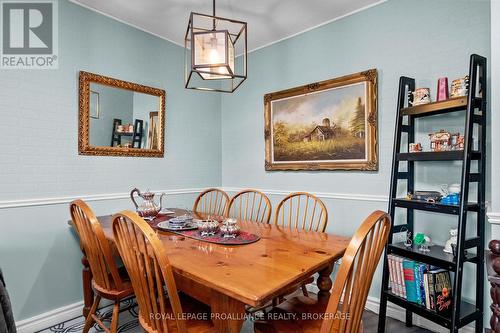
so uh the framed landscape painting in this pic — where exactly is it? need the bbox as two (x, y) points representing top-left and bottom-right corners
(264, 70), (378, 171)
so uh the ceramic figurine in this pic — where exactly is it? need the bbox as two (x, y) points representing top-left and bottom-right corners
(411, 88), (431, 106)
(409, 143), (422, 153)
(405, 231), (413, 248)
(450, 133), (465, 150)
(444, 229), (458, 253)
(436, 77), (449, 101)
(414, 233), (432, 252)
(429, 129), (452, 152)
(450, 75), (469, 97)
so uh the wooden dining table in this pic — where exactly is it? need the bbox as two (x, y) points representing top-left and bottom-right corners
(71, 209), (350, 333)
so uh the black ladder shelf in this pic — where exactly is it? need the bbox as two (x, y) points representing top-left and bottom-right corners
(377, 54), (487, 333)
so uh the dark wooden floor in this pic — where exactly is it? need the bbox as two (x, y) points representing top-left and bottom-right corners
(363, 310), (432, 333)
(241, 310), (432, 332)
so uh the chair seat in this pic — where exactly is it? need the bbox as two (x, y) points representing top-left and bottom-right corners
(92, 265), (134, 300)
(139, 293), (215, 333)
(254, 294), (364, 333)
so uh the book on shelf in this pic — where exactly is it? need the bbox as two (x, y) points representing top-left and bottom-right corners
(403, 260), (418, 303)
(431, 269), (453, 315)
(423, 272), (431, 309)
(387, 256), (452, 313)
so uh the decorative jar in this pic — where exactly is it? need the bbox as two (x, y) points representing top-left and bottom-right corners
(220, 218), (240, 238)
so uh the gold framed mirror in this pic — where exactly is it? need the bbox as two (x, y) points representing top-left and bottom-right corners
(78, 71), (166, 157)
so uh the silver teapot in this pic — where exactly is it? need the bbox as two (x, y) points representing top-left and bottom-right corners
(130, 188), (165, 220)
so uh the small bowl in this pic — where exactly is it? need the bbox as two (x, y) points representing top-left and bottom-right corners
(198, 219), (219, 236)
(169, 217), (188, 226)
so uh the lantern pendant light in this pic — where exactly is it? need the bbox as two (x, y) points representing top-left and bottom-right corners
(185, 0), (247, 93)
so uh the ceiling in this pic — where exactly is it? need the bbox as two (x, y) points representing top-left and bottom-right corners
(70, 0), (384, 53)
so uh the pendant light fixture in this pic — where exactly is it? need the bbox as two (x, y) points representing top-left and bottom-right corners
(184, 0), (247, 93)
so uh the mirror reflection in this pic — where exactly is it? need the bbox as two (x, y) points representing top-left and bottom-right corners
(88, 83), (160, 149)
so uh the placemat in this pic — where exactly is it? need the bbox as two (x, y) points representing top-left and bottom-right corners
(168, 229), (260, 245)
(151, 214), (260, 245)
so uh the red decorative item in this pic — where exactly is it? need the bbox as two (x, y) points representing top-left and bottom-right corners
(171, 229), (260, 245)
(436, 77), (449, 101)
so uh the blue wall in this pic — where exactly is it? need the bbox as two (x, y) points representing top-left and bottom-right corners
(0, 0), (493, 329)
(221, 0), (491, 327)
(0, 0), (221, 321)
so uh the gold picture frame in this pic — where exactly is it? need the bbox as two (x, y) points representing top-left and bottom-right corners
(264, 70), (378, 171)
(78, 71), (166, 158)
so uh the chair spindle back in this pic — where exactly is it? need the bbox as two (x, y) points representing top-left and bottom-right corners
(193, 188), (229, 219)
(227, 189), (272, 224)
(112, 210), (187, 333)
(274, 192), (328, 232)
(70, 200), (123, 291)
(320, 210), (391, 333)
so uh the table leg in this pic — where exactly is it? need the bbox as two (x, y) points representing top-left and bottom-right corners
(81, 256), (93, 318)
(317, 263), (334, 303)
(210, 291), (246, 333)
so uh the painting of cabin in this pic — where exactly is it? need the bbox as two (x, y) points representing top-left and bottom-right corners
(264, 70), (378, 171)
(270, 82), (367, 162)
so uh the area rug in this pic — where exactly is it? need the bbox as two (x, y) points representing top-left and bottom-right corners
(36, 297), (254, 333)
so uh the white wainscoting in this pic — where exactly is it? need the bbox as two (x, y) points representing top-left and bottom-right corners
(488, 211), (500, 240)
(1, 187), (388, 210)
(0, 188), (206, 210)
(488, 212), (500, 224)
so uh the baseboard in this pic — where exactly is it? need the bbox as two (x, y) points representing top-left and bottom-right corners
(15, 299), (115, 333)
(15, 301), (84, 333)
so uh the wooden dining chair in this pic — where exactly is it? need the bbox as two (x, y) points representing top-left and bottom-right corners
(254, 210), (391, 333)
(226, 189), (272, 224)
(70, 200), (134, 333)
(193, 188), (230, 219)
(112, 210), (215, 333)
(272, 192), (329, 299)
(274, 192), (328, 232)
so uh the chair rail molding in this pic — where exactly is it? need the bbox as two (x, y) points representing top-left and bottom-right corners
(223, 187), (388, 203)
(488, 212), (500, 224)
(0, 188), (208, 210)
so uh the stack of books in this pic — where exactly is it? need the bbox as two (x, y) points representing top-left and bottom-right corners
(387, 254), (453, 315)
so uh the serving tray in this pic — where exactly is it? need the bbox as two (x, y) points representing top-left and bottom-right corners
(156, 221), (198, 231)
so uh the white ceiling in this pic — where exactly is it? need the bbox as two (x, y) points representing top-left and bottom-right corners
(70, 0), (384, 53)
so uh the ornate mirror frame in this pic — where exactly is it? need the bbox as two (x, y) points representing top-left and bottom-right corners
(78, 71), (166, 157)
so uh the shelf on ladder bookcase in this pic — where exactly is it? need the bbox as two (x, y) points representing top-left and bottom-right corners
(388, 242), (477, 271)
(396, 151), (481, 161)
(400, 96), (482, 117)
(383, 291), (479, 329)
(393, 199), (480, 215)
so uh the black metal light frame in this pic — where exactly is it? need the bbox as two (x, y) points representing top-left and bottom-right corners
(184, 0), (247, 93)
